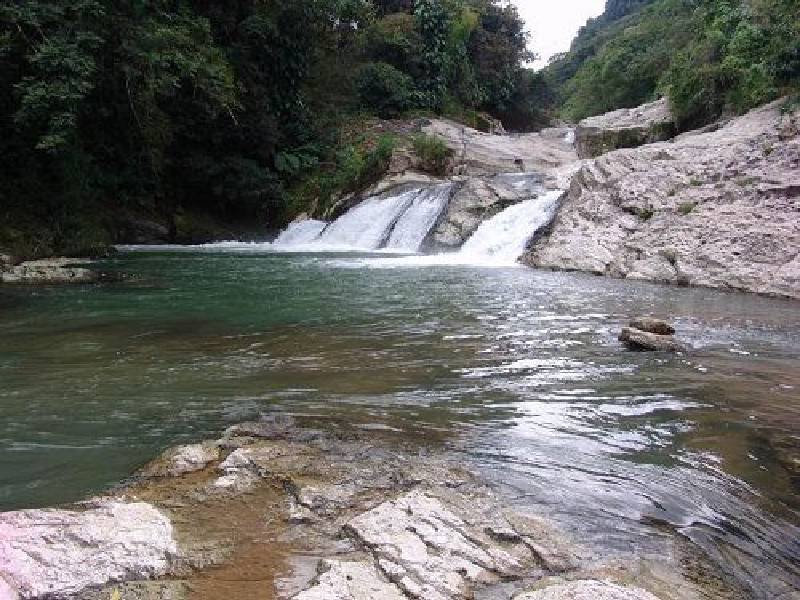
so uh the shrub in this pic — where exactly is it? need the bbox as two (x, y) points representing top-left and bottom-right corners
(356, 62), (416, 117)
(411, 133), (453, 175)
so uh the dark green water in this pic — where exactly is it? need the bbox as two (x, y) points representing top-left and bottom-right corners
(1, 249), (798, 597)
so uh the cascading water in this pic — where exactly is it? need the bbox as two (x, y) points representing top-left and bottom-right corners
(458, 190), (562, 264)
(272, 219), (328, 248)
(384, 183), (453, 252)
(313, 189), (419, 251)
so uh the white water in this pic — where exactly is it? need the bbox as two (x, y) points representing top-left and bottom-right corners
(333, 190), (563, 268)
(384, 184), (453, 252)
(312, 189), (419, 251)
(272, 219), (327, 248)
(117, 184), (561, 264)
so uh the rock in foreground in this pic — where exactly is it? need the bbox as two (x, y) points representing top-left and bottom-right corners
(0, 501), (176, 599)
(516, 580), (661, 600)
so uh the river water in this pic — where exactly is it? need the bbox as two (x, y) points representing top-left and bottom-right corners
(0, 249), (798, 598)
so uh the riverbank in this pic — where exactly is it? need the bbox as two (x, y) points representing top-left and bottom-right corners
(0, 417), (753, 600)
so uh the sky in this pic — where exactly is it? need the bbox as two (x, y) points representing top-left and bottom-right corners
(512, 0), (607, 69)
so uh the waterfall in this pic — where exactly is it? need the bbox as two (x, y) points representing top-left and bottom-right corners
(384, 183), (453, 252)
(313, 189), (419, 251)
(272, 219), (327, 248)
(458, 190), (562, 264)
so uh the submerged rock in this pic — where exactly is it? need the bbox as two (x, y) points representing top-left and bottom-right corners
(0, 501), (176, 599)
(0, 258), (98, 285)
(525, 99), (800, 298)
(619, 327), (686, 353)
(575, 98), (676, 159)
(516, 580), (662, 600)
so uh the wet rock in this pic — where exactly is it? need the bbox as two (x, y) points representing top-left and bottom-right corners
(525, 99), (800, 298)
(0, 258), (98, 285)
(628, 317), (675, 336)
(619, 327), (686, 353)
(222, 414), (298, 440)
(139, 443), (220, 478)
(0, 501), (176, 599)
(515, 580), (661, 600)
(342, 491), (538, 599)
(575, 98), (676, 159)
(293, 560), (406, 600)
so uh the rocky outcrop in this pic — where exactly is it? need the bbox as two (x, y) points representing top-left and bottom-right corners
(0, 418), (727, 600)
(575, 98), (676, 159)
(0, 258), (98, 285)
(0, 501), (176, 599)
(525, 99), (800, 299)
(422, 119), (577, 182)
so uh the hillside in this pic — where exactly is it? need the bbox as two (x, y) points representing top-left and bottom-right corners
(545, 0), (800, 128)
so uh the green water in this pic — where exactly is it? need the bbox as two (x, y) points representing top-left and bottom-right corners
(0, 249), (798, 597)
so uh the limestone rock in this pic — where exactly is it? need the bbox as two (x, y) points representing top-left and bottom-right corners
(516, 580), (661, 600)
(0, 258), (98, 285)
(343, 491), (536, 599)
(525, 99), (800, 299)
(628, 317), (675, 336)
(619, 327), (686, 353)
(575, 98), (676, 158)
(422, 119), (577, 179)
(0, 501), (177, 599)
(293, 560), (406, 600)
(139, 443), (220, 478)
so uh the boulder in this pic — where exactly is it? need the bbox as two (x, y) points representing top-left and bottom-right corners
(619, 327), (686, 353)
(515, 580), (661, 600)
(628, 317), (675, 336)
(0, 501), (176, 599)
(293, 560), (406, 600)
(524, 99), (800, 299)
(0, 258), (98, 285)
(575, 98), (676, 159)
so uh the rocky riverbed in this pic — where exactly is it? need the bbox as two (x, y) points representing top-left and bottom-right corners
(0, 417), (756, 600)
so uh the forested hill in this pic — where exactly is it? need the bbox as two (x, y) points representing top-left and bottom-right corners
(0, 0), (545, 256)
(545, 0), (799, 126)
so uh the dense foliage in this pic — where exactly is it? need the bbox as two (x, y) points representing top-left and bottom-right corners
(0, 0), (537, 255)
(546, 0), (800, 126)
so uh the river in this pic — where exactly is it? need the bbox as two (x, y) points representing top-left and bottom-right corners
(0, 248), (798, 598)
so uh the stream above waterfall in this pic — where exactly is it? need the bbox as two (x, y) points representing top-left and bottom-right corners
(0, 249), (798, 598)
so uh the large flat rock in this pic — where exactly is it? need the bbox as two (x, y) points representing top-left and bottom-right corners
(516, 580), (661, 600)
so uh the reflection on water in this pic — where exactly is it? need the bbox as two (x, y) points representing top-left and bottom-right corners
(0, 251), (798, 598)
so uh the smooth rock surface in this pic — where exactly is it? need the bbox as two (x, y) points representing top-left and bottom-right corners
(423, 119), (577, 180)
(525, 100), (800, 298)
(0, 501), (176, 599)
(516, 580), (661, 600)
(576, 98), (676, 159)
